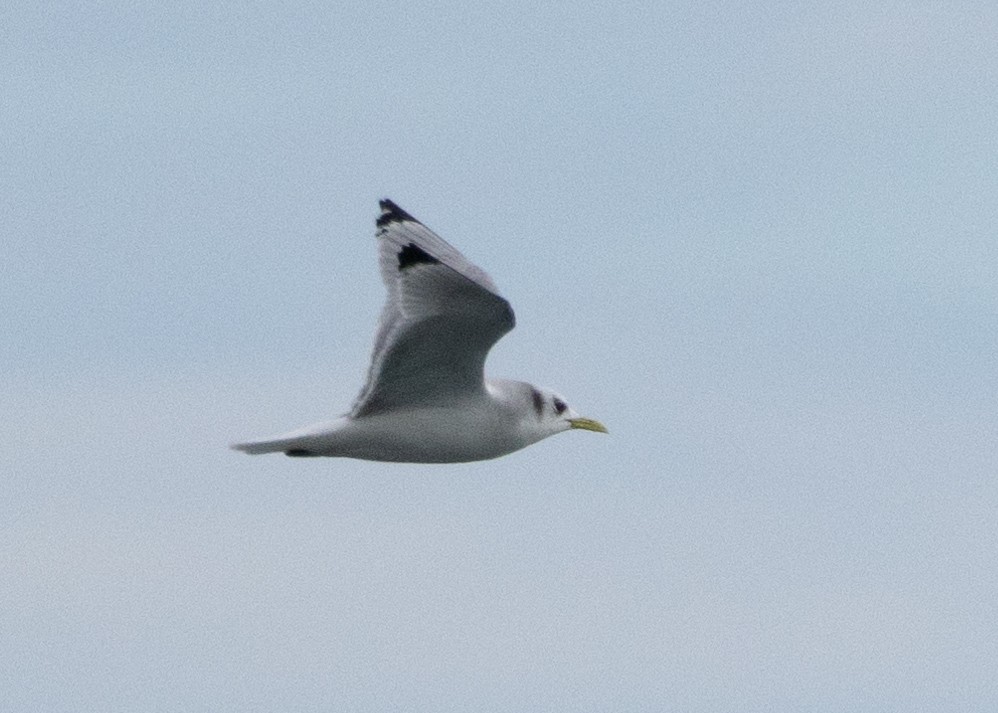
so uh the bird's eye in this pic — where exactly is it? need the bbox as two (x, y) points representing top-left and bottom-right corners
(553, 398), (567, 415)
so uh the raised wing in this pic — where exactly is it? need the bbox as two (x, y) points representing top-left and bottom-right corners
(350, 200), (515, 417)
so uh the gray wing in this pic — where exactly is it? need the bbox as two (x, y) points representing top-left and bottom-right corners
(350, 200), (515, 417)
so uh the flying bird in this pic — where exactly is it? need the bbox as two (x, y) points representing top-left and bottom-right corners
(232, 199), (606, 463)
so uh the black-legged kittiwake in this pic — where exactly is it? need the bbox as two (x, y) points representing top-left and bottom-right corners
(232, 199), (606, 463)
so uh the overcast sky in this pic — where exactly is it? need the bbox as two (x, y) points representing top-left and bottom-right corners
(3, 2), (997, 711)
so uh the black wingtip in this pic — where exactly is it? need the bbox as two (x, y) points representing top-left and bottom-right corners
(377, 199), (421, 227)
(397, 242), (440, 271)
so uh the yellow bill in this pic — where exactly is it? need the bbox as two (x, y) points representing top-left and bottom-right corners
(568, 417), (608, 434)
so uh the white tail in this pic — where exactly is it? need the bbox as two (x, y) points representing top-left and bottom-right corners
(230, 419), (345, 457)
(230, 438), (299, 455)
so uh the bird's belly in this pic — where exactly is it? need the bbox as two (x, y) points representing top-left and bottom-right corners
(327, 407), (521, 463)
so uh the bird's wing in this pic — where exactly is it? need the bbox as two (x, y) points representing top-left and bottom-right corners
(350, 199), (515, 417)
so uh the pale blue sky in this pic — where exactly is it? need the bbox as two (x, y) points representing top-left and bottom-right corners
(3, 2), (997, 711)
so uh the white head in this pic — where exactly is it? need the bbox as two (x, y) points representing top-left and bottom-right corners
(499, 381), (608, 446)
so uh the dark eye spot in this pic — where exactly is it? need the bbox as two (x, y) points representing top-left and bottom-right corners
(531, 388), (544, 418)
(553, 398), (567, 415)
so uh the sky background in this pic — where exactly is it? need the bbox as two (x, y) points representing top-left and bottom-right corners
(3, 1), (997, 711)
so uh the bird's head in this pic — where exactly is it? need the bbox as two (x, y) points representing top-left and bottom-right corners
(521, 384), (608, 440)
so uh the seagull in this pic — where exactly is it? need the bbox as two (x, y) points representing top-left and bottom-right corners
(232, 199), (607, 463)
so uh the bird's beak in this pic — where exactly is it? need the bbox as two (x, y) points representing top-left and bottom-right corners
(568, 417), (608, 434)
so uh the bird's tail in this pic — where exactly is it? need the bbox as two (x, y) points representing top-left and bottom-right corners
(231, 438), (321, 457)
(230, 421), (344, 457)
(230, 438), (290, 455)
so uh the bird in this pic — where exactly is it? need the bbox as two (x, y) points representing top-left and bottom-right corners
(231, 199), (607, 463)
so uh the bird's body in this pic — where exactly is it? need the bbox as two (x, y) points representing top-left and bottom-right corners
(238, 379), (551, 463)
(232, 200), (606, 463)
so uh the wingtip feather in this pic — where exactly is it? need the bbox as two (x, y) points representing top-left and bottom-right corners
(377, 199), (421, 227)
